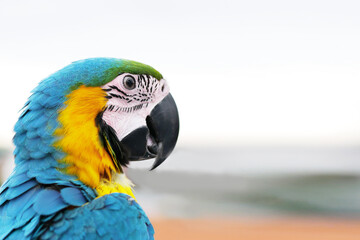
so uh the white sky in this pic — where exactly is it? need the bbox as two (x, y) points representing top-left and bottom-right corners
(0, 0), (360, 147)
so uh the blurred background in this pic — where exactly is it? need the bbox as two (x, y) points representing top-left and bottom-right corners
(1, 0), (360, 239)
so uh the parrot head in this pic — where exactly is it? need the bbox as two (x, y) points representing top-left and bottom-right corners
(98, 71), (178, 171)
(15, 58), (179, 197)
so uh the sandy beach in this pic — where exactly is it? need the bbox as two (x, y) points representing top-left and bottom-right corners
(152, 217), (360, 240)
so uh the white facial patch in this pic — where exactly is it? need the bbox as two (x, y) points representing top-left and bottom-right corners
(101, 73), (169, 140)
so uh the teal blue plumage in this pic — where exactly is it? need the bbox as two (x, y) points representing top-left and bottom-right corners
(37, 194), (153, 239)
(0, 58), (159, 239)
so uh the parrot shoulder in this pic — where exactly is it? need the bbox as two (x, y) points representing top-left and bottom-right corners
(35, 193), (154, 240)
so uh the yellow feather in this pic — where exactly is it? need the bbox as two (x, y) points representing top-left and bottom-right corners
(96, 173), (136, 200)
(54, 85), (134, 198)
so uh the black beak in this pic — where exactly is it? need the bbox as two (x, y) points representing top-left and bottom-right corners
(120, 93), (180, 170)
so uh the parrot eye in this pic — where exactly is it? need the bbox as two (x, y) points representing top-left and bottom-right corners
(123, 75), (136, 90)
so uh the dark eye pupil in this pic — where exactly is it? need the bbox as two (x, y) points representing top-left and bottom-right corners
(123, 75), (135, 90)
(126, 79), (134, 87)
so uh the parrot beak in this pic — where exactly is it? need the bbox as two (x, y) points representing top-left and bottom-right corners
(119, 93), (179, 170)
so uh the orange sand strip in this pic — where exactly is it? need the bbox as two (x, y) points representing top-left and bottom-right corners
(151, 218), (360, 240)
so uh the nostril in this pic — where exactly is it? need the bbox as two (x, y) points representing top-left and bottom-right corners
(161, 84), (165, 92)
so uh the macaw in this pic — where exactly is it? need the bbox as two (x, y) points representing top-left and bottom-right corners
(0, 58), (179, 239)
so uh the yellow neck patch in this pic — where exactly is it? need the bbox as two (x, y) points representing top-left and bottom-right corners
(54, 85), (134, 198)
(96, 173), (136, 199)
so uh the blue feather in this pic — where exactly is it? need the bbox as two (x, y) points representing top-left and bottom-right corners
(39, 229), (55, 240)
(1, 187), (39, 222)
(5, 180), (37, 200)
(0, 228), (25, 240)
(33, 189), (67, 215)
(29, 150), (47, 160)
(60, 187), (86, 206)
(7, 173), (30, 188)
(25, 129), (39, 139)
(18, 148), (30, 160)
(29, 115), (48, 130)
(35, 194), (154, 240)
(13, 132), (27, 147)
(39, 143), (55, 154)
(28, 102), (43, 111)
(16, 205), (36, 225)
(25, 137), (42, 152)
(13, 121), (25, 134)
(23, 215), (40, 237)
(27, 166), (59, 178)
(34, 175), (62, 185)
(70, 180), (97, 200)
(34, 93), (50, 107)
(53, 220), (70, 235)
(52, 212), (63, 222)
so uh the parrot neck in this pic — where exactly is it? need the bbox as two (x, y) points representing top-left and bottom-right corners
(53, 85), (134, 197)
(96, 172), (136, 199)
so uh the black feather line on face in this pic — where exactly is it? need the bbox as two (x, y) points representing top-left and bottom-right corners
(95, 112), (129, 170)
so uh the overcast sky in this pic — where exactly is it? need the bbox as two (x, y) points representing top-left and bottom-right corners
(0, 0), (360, 147)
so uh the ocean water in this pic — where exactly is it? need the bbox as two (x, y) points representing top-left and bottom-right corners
(130, 146), (360, 175)
(128, 146), (360, 218)
(129, 169), (360, 218)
